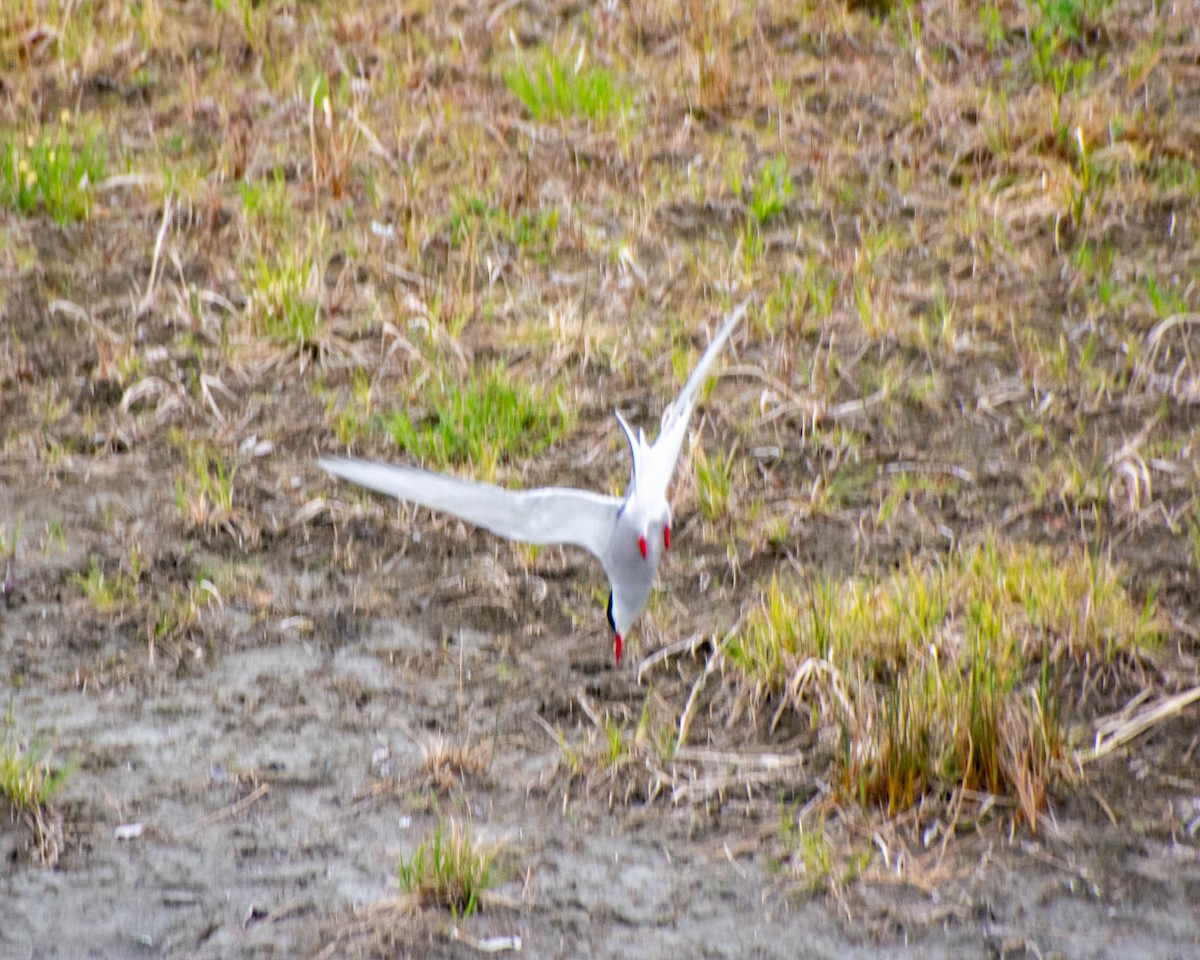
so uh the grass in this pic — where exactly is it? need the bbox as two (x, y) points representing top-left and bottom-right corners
(1187, 505), (1200, 578)
(249, 248), (322, 347)
(693, 444), (738, 521)
(145, 580), (210, 664)
(0, 122), (105, 225)
(419, 735), (491, 793)
(504, 47), (630, 122)
(174, 445), (237, 533)
(0, 522), (18, 560)
(748, 155), (793, 225)
(729, 538), (1159, 827)
(448, 196), (560, 260)
(73, 549), (142, 614)
(376, 366), (574, 477)
(1, 701), (72, 863)
(398, 818), (499, 918)
(71, 541), (212, 660)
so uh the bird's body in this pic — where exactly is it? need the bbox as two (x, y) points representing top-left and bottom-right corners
(319, 299), (747, 663)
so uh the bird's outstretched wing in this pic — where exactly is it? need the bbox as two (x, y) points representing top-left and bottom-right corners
(318, 457), (622, 560)
(642, 298), (748, 499)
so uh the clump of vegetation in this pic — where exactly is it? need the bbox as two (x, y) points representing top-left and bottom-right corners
(380, 366), (574, 475)
(419, 735), (492, 793)
(729, 539), (1159, 828)
(248, 248), (322, 347)
(448, 196), (559, 259)
(504, 48), (630, 122)
(693, 444), (738, 520)
(738, 153), (793, 270)
(0, 123), (105, 225)
(398, 818), (499, 918)
(748, 154), (793, 225)
(176, 447), (238, 532)
(1, 701), (72, 864)
(72, 549), (142, 614)
(1026, 0), (1115, 95)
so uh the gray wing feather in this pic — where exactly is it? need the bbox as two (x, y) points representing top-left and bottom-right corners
(318, 457), (621, 559)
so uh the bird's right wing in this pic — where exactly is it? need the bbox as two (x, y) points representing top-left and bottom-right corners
(318, 457), (622, 560)
(643, 298), (748, 499)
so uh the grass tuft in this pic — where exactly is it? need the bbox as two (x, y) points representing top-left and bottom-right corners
(1, 701), (72, 863)
(73, 549), (142, 614)
(0, 125), (105, 225)
(693, 444), (738, 520)
(379, 366), (574, 476)
(419, 735), (491, 792)
(176, 447), (237, 532)
(729, 538), (1159, 827)
(748, 154), (793, 225)
(398, 818), (498, 918)
(448, 196), (559, 259)
(504, 48), (630, 122)
(249, 248), (321, 346)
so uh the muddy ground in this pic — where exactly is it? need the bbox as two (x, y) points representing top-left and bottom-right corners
(3, 0), (1200, 957)
(2, 450), (1198, 959)
(2, 453), (1198, 960)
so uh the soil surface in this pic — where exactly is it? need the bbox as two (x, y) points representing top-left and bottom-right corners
(3, 453), (1199, 959)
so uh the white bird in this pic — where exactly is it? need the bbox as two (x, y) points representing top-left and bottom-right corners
(319, 299), (747, 664)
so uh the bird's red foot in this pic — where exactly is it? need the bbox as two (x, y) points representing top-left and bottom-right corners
(638, 535), (647, 559)
(614, 633), (623, 664)
(663, 525), (671, 551)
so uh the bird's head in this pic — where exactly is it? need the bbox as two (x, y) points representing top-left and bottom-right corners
(606, 590), (638, 665)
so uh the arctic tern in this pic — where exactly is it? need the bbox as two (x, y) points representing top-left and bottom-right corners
(319, 299), (747, 664)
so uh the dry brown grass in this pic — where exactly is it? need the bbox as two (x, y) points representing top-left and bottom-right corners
(419, 734), (492, 793)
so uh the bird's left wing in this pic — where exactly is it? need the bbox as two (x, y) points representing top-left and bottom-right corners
(318, 457), (623, 561)
(643, 298), (748, 499)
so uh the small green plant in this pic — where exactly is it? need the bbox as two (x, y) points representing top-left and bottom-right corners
(0, 522), (18, 560)
(796, 824), (833, 886)
(693, 444), (737, 520)
(239, 169), (291, 231)
(328, 369), (373, 447)
(382, 366), (573, 475)
(145, 580), (212, 662)
(1026, 0), (1113, 98)
(602, 715), (627, 769)
(799, 258), (837, 320)
(504, 48), (630, 122)
(1, 700), (73, 863)
(980, 0), (1006, 51)
(448, 196), (559, 258)
(39, 521), (68, 558)
(176, 448), (237, 531)
(0, 125), (106, 225)
(249, 249), (321, 346)
(1186, 505), (1200, 578)
(73, 549), (142, 614)
(398, 818), (498, 918)
(1147, 156), (1198, 193)
(1143, 274), (1187, 320)
(748, 154), (792, 225)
